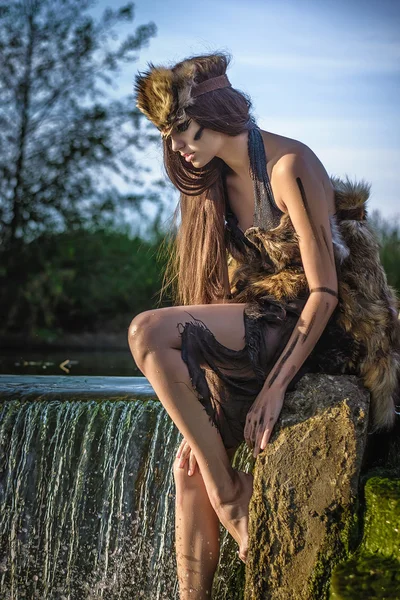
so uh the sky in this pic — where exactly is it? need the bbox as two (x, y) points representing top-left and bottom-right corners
(93, 0), (400, 225)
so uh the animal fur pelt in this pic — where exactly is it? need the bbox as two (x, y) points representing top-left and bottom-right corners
(227, 175), (400, 431)
(135, 57), (224, 136)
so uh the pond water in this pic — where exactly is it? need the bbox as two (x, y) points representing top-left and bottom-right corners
(0, 349), (140, 377)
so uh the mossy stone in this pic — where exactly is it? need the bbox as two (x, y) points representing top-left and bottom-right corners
(330, 476), (400, 599)
(362, 477), (400, 559)
(330, 554), (400, 599)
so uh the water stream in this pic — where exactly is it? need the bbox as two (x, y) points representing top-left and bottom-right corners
(0, 376), (252, 599)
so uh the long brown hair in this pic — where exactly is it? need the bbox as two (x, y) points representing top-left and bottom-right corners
(156, 52), (254, 307)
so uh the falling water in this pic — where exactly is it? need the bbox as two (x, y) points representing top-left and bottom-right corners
(0, 376), (253, 599)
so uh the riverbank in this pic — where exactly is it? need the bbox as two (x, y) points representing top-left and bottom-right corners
(0, 330), (129, 352)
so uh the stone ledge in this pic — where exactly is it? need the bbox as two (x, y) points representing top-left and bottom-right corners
(245, 373), (370, 600)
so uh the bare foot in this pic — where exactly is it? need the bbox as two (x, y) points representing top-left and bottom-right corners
(214, 470), (254, 563)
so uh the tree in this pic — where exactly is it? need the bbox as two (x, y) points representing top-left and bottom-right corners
(0, 0), (159, 249)
(3, 224), (171, 337)
(369, 210), (400, 294)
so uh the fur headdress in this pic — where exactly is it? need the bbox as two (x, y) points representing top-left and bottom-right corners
(134, 59), (231, 137)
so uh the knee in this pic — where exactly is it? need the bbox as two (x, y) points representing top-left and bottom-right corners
(127, 310), (160, 370)
(173, 456), (202, 494)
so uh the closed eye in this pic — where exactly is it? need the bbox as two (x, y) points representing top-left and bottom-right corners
(175, 119), (192, 133)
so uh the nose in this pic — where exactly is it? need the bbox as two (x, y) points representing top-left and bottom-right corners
(170, 135), (185, 153)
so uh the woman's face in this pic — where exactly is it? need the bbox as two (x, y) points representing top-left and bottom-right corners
(167, 118), (223, 168)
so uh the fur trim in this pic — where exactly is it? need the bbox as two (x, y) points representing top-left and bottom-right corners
(134, 66), (175, 130)
(135, 62), (199, 135)
(330, 214), (350, 263)
(227, 175), (400, 431)
(330, 174), (371, 221)
(173, 62), (197, 121)
(134, 57), (230, 135)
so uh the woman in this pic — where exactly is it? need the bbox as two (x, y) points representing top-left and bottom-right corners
(129, 52), (399, 599)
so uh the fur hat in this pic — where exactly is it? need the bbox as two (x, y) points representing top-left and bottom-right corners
(134, 60), (231, 137)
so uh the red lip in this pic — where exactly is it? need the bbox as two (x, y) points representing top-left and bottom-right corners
(182, 152), (195, 162)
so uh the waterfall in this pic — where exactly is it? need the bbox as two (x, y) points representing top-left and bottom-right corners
(0, 376), (252, 599)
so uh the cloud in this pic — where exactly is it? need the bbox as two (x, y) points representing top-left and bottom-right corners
(234, 41), (400, 75)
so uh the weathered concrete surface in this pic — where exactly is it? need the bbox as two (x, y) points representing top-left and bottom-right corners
(244, 374), (370, 600)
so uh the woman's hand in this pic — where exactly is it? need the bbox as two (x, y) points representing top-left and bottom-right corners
(244, 387), (285, 458)
(176, 437), (198, 476)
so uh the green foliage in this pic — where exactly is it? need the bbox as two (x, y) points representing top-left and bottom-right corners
(369, 210), (400, 295)
(0, 0), (173, 333)
(0, 224), (173, 336)
(0, 0), (159, 248)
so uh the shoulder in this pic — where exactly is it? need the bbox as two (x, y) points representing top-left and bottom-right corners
(272, 144), (329, 213)
(273, 141), (319, 181)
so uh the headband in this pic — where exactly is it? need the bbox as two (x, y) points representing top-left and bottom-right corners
(134, 64), (232, 137)
(191, 74), (231, 97)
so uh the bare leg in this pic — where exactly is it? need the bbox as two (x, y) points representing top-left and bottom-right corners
(174, 457), (219, 599)
(173, 447), (238, 600)
(128, 306), (254, 564)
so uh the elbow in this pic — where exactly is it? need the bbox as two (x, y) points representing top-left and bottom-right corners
(325, 292), (338, 314)
(327, 290), (339, 315)
(309, 286), (339, 315)
(310, 286), (339, 303)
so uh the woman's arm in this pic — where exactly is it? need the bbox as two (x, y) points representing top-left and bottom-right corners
(244, 153), (338, 454)
(264, 153), (338, 389)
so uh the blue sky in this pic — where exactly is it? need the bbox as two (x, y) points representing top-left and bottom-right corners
(94, 0), (400, 223)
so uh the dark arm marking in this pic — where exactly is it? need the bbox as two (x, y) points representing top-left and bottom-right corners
(310, 287), (338, 299)
(279, 332), (301, 366)
(301, 310), (318, 344)
(301, 300), (331, 345)
(296, 177), (325, 255)
(281, 365), (297, 388)
(267, 361), (283, 389)
(267, 332), (300, 388)
(268, 291), (335, 388)
(320, 224), (335, 267)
